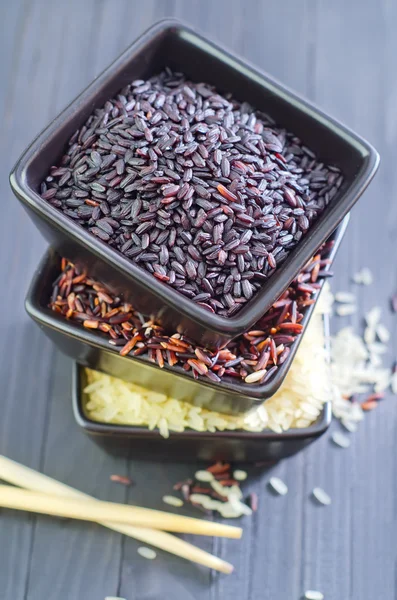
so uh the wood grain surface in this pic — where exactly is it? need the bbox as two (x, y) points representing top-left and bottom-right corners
(0, 1), (395, 599)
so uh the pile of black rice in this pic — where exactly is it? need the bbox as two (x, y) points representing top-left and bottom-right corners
(41, 68), (343, 317)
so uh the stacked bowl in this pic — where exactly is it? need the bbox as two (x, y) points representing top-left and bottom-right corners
(11, 20), (378, 460)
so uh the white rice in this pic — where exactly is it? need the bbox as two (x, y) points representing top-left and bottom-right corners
(233, 470), (248, 481)
(137, 547), (157, 560)
(84, 301), (330, 436)
(189, 488), (251, 519)
(312, 487), (331, 506)
(336, 304), (357, 316)
(365, 306), (381, 327)
(304, 591), (324, 600)
(341, 419), (358, 433)
(162, 495), (184, 507)
(268, 477), (288, 496)
(368, 342), (387, 355)
(335, 291), (356, 303)
(331, 431), (351, 448)
(329, 312), (393, 422)
(376, 323), (390, 343)
(194, 470), (214, 482)
(364, 326), (376, 346)
(352, 267), (373, 285)
(245, 369), (267, 383)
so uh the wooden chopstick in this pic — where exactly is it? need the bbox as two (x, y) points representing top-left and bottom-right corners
(0, 484), (241, 538)
(0, 456), (234, 573)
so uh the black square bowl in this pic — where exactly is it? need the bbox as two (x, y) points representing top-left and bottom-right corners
(24, 218), (348, 416)
(11, 19), (378, 350)
(72, 362), (332, 463)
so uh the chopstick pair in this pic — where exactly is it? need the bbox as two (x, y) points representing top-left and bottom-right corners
(0, 455), (237, 574)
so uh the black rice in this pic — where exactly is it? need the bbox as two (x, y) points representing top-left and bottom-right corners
(42, 69), (343, 317)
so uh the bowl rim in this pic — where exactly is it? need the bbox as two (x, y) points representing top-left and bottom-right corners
(10, 18), (379, 337)
(72, 360), (333, 441)
(24, 217), (348, 404)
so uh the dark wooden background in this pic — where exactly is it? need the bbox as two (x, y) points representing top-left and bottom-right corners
(0, 1), (396, 598)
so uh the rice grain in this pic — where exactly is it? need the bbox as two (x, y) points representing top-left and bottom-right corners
(336, 304), (357, 316)
(304, 591), (324, 600)
(268, 477), (288, 496)
(312, 487), (331, 506)
(352, 268), (373, 285)
(331, 431), (351, 448)
(376, 323), (390, 343)
(137, 547), (157, 560)
(42, 69), (343, 317)
(335, 291), (355, 303)
(233, 470), (248, 481)
(194, 470), (214, 482)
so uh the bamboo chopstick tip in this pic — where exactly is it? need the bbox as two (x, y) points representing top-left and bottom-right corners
(226, 526), (243, 539)
(220, 562), (234, 575)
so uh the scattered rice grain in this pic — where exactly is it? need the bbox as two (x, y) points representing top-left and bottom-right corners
(331, 430), (351, 448)
(335, 291), (356, 303)
(341, 419), (358, 433)
(137, 547), (157, 560)
(376, 323), (390, 343)
(194, 470), (214, 482)
(364, 326), (376, 345)
(233, 470), (248, 481)
(312, 487), (331, 505)
(162, 495), (184, 508)
(352, 267), (373, 285)
(268, 477), (288, 496)
(365, 306), (381, 327)
(336, 304), (357, 316)
(304, 591), (324, 600)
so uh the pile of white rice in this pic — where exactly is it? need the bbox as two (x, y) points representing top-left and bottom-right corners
(83, 297), (330, 437)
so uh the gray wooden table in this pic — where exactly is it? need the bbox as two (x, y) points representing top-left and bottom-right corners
(0, 1), (396, 598)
